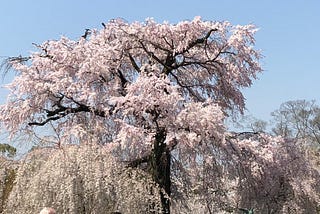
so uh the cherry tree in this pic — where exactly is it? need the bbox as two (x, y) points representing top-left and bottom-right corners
(1, 17), (319, 213)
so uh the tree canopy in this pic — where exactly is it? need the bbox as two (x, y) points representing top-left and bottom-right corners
(0, 17), (261, 140)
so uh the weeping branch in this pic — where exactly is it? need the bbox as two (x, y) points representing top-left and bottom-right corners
(0, 56), (30, 77)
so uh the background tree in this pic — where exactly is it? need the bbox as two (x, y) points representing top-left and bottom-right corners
(270, 100), (320, 178)
(233, 114), (268, 133)
(1, 17), (319, 213)
(271, 100), (320, 144)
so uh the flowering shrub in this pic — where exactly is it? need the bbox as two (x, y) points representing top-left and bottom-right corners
(3, 144), (162, 214)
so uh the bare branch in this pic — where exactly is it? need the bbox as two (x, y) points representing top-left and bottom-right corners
(29, 99), (108, 127)
(127, 53), (141, 72)
(81, 29), (91, 39)
(127, 155), (150, 168)
(177, 28), (218, 55)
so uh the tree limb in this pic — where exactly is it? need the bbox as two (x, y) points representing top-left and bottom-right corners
(127, 155), (150, 168)
(179, 28), (218, 54)
(128, 53), (141, 73)
(28, 99), (108, 126)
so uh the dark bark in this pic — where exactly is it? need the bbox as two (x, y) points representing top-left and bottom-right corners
(149, 127), (171, 214)
(28, 96), (108, 126)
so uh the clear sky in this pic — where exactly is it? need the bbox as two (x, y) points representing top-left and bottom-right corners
(1, 0), (320, 121)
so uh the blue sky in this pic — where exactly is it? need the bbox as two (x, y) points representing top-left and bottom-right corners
(1, 0), (320, 121)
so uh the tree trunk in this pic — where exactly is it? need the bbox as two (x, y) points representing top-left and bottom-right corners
(149, 127), (171, 214)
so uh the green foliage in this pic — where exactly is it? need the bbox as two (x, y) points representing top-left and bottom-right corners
(239, 208), (254, 214)
(0, 144), (16, 159)
(0, 168), (16, 213)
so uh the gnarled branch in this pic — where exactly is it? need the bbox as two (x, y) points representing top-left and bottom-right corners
(28, 98), (108, 127)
